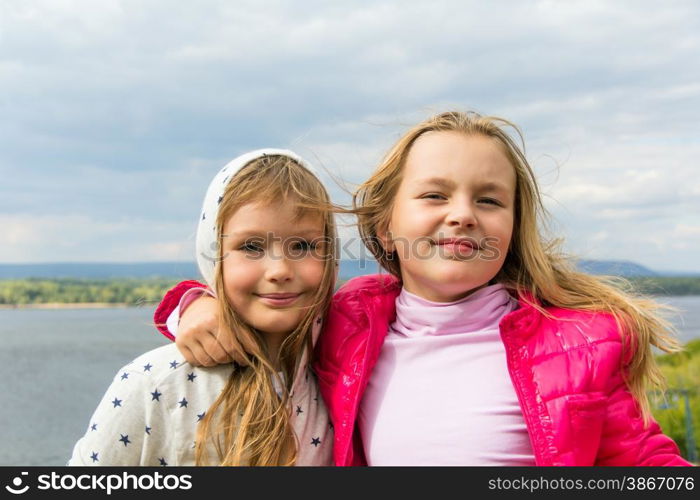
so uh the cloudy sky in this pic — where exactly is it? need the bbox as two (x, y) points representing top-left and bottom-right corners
(1, 0), (699, 272)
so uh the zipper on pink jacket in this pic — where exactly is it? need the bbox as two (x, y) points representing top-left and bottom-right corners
(338, 289), (394, 466)
(500, 330), (547, 466)
(499, 303), (562, 466)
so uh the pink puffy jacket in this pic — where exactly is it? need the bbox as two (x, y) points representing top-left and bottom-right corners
(154, 275), (691, 467)
(314, 274), (691, 466)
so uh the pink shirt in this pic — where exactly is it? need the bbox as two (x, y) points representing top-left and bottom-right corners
(358, 284), (536, 465)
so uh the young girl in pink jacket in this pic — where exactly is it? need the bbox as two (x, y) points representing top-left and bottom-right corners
(155, 111), (691, 466)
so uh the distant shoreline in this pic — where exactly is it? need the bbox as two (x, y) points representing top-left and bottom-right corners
(0, 302), (134, 310)
(2, 292), (700, 311)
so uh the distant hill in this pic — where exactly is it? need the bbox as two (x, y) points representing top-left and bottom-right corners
(575, 259), (658, 277)
(0, 259), (695, 280)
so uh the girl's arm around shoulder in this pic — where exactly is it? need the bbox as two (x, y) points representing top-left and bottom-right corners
(154, 280), (207, 340)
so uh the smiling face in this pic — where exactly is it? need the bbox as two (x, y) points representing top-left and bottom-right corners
(220, 199), (326, 353)
(380, 131), (517, 302)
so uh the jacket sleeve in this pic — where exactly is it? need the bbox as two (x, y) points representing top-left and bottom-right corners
(596, 378), (692, 466)
(153, 280), (207, 340)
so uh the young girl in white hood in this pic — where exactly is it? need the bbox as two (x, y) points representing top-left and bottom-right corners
(69, 150), (336, 466)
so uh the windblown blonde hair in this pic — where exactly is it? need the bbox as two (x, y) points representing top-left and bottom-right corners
(353, 110), (681, 423)
(195, 154), (337, 465)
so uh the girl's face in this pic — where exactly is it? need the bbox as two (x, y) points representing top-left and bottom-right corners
(381, 131), (516, 302)
(221, 200), (326, 352)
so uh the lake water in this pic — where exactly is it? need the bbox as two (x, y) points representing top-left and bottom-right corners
(1, 296), (699, 465)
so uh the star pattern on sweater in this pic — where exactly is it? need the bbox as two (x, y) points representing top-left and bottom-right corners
(75, 348), (331, 466)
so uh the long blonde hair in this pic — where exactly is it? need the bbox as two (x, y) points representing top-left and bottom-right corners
(353, 110), (681, 422)
(195, 154), (337, 465)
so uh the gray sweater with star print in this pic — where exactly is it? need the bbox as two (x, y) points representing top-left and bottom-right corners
(68, 343), (333, 466)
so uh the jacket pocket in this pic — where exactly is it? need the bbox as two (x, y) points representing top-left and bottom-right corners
(565, 392), (607, 465)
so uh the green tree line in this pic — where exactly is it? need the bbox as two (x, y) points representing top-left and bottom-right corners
(0, 278), (180, 306)
(629, 276), (700, 296)
(1, 276), (699, 306)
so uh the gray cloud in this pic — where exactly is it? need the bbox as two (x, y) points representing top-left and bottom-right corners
(1, 0), (699, 271)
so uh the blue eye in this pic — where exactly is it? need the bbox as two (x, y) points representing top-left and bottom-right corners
(292, 240), (315, 251)
(239, 242), (263, 252)
(478, 198), (501, 206)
